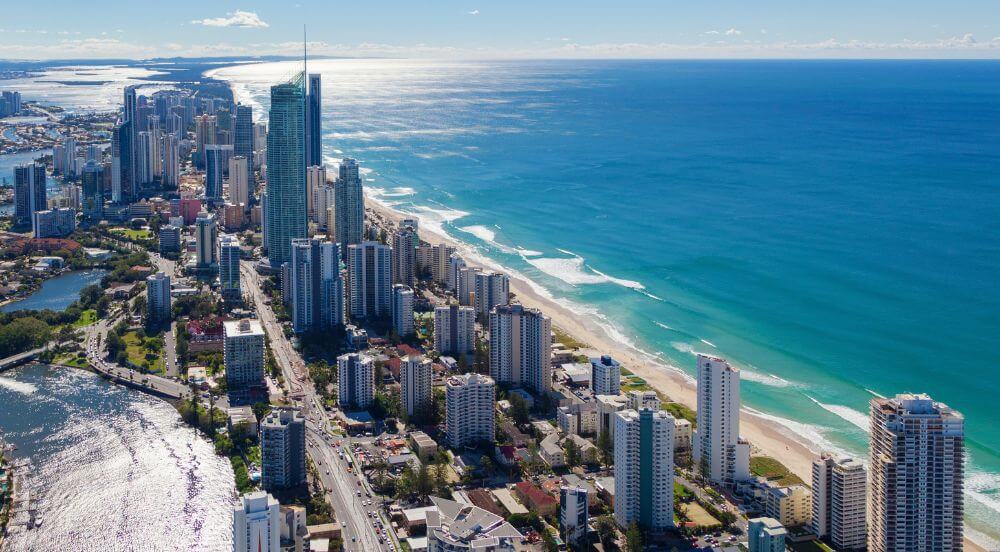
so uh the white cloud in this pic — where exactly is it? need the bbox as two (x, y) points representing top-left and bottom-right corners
(704, 30), (720, 35)
(726, 28), (742, 36)
(760, 29), (768, 35)
(468, 9), (480, 15)
(191, 10), (269, 28)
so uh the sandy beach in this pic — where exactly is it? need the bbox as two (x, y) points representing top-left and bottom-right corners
(367, 198), (988, 552)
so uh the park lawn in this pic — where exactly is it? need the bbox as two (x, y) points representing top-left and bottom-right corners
(55, 352), (89, 368)
(552, 326), (588, 350)
(790, 541), (835, 552)
(72, 309), (98, 328)
(674, 481), (694, 500)
(111, 228), (153, 241)
(684, 502), (720, 527)
(750, 456), (804, 486)
(123, 331), (165, 374)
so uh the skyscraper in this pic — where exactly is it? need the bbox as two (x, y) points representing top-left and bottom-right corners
(162, 134), (180, 188)
(195, 211), (218, 269)
(445, 373), (495, 449)
(391, 284), (415, 338)
(867, 394), (964, 552)
(261, 409), (307, 491)
(473, 271), (509, 319)
(204, 144), (233, 203)
(233, 103), (254, 188)
(111, 121), (133, 203)
(219, 234), (242, 303)
(135, 131), (154, 185)
(334, 158), (364, 253)
(693, 354), (750, 486)
(614, 408), (675, 530)
(306, 73), (322, 168)
(489, 304), (552, 394)
(14, 162), (46, 228)
(289, 238), (344, 333)
(265, 75), (307, 268)
(591, 355), (622, 396)
(233, 491), (280, 552)
(560, 486), (589, 549)
(392, 225), (417, 287)
(81, 161), (104, 221)
(401, 355), (432, 420)
(224, 319), (265, 393)
(433, 304), (476, 356)
(346, 241), (392, 320)
(146, 272), (171, 322)
(811, 452), (867, 550)
(306, 165), (326, 221)
(194, 114), (217, 169)
(337, 353), (375, 409)
(228, 156), (249, 208)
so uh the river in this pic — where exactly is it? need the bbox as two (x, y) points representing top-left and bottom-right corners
(0, 364), (236, 551)
(1, 269), (106, 313)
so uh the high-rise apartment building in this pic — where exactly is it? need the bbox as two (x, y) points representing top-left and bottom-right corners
(867, 394), (964, 552)
(233, 491), (280, 552)
(391, 284), (415, 338)
(346, 241), (392, 320)
(473, 271), (509, 319)
(14, 162), (46, 228)
(306, 73), (322, 168)
(306, 165), (326, 221)
(447, 253), (466, 293)
(560, 486), (589, 549)
(261, 409), (306, 491)
(289, 238), (344, 333)
(194, 114), (217, 169)
(146, 271), (171, 322)
(445, 373), (495, 449)
(433, 304), (475, 356)
(219, 234), (242, 303)
(614, 409), (675, 530)
(693, 354), (750, 486)
(391, 226), (417, 287)
(32, 208), (76, 238)
(228, 156), (249, 208)
(489, 304), (552, 395)
(195, 211), (218, 269)
(223, 319), (265, 392)
(162, 134), (179, 188)
(416, 242), (455, 285)
(265, 74), (307, 268)
(591, 355), (621, 396)
(159, 224), (181, 254)
(233, 103), (254, 188)
(333, 158), (364, 253)
(204, 144), (233, 203)
(811, 452), (867, 550)
(401, 355), (432, 421)
(337, 353), (375, 409)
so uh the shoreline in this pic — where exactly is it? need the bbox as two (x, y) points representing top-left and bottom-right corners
(365, 198), (991, 552)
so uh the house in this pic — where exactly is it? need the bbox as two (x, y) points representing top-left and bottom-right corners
(495, 444), (531, 468)
(531, 420), (559, 439)
(563, 434), (599, 465)
(513, 481), (558, 517)
(227, 405), (259, 435)
(499, 421), (532, 448)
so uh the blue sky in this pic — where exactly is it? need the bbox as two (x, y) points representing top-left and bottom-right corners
(1, 0), (999, 59)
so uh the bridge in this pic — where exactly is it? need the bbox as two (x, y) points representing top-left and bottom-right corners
(0, 345), (50, 372)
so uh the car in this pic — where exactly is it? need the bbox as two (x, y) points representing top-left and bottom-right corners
(356, 490), (362, 496)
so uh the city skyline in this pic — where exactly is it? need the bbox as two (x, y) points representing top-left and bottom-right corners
(0, 1), (999, 60)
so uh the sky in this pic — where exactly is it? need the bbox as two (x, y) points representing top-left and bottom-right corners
(1, 0), (1000, 60)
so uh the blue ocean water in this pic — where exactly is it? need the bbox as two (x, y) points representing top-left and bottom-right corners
(222, 59), (999, 541)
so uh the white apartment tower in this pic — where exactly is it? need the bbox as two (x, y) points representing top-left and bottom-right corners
(433, 304), (476, 356)
(219, 234), (242, 303)
(306, 165), (326, 221)
(693, 354), (750, 486)
(614, 409), (675, 530)
(473, 271), (509, 319)
(560, 486), (589, 549)
(401, 355), (433, 421)
(290, 238), (345, 333)
(489, 304), (552, 395)
(391, 225), (417, 287)
(391, 284), (415, 338)
(334, 158), (364, 253)
(346, 241), (392, 320)
(812, 452), (867, 550)
(146, 271), (172, 322)
(591, 355), (622, 396)
(447, 253), (466, 293)
(867, 394), (964, 552)
(445, 373), (495, 449)
(223, 319), (265, 392)
(228, 155), (249, 207)
(260, 409), (306, 491)
(337, 353), (375, 409)
(195, 210), (218, 269)
(233, 491), (280, 552)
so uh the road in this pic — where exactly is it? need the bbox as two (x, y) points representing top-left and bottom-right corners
(164, 321), (178, 378)
(240, 260), (393, 552)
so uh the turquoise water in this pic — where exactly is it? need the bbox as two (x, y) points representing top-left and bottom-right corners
(220, 59), (1000, 541)
(1, 269), (105, 312)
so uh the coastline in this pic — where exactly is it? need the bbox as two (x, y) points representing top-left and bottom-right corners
(365, 197), (990, 552)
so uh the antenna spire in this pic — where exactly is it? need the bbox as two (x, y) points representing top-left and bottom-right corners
(303, 24), (308, 78)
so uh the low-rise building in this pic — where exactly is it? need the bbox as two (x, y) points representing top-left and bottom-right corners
(748, 517), (787, 552)
(513, 481), (558, 518)
(409, 431), (438, 462)
(557, 402), (598, 436)
(539, 433), (565, 468)
(764, 484), (812, 527)
(425, 496), (523, 551)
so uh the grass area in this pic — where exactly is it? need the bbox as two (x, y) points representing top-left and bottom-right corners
(72, 309), (98, 328)
(684, 502), (721, 527)
(750, 456), (804, 486)
(790, 541), (835, 552)
(54, 352), (89, 368)
(111, 228), (153, 241)
(552, 326), (588, 350)
(123, 331), (165, 374)
(674, 481), (694, 500)
(664, 401), (697, 426)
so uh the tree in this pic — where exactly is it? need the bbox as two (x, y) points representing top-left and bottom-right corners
(564, 438), (581, 468)
(542, 528), (559, 552)
(597, 427), (613, 468)
(479, 455), (495, 480)
(433, 462), (449, 496)
(594, 516), (617, 549)
(508, 392), (530, 426)
(625, 522), (643, 552)
(0, 317), (52, 358)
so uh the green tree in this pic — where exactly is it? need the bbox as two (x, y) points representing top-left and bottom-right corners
(625, 522), (643, 552)
(0, 317), (52, 357)
(594, 516), (617, 549)
(508, 392), (530, 426)
(564, 438), (581, 468)
(597, 427), (613, 468)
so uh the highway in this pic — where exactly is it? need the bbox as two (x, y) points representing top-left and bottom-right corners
(240, 260), (393, 552)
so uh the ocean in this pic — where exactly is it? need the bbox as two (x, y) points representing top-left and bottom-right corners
(210, 58), (1000, 544)
(4, 58), (998, 545)
(0, 364), (235, 550)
